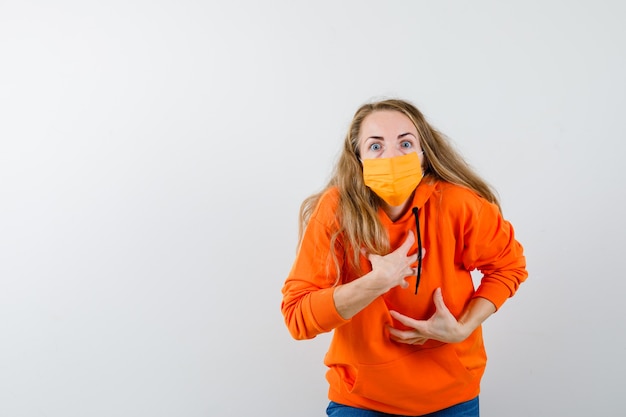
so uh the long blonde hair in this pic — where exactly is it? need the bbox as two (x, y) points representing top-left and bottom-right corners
(298, 99), (499, 280)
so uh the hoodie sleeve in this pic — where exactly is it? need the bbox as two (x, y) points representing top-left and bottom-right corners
(461, 198), (528, 310)
(281, 190), (350, 340)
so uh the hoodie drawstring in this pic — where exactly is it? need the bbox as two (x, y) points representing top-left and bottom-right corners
(411, 207), (423, 295)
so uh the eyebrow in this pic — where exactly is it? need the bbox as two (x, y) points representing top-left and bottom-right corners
(366, 132), (416, 140)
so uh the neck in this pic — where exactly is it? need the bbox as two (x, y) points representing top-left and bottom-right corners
(381, 192), (415, 222)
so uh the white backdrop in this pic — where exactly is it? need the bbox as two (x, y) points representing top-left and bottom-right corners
(1, 1), (625, 416)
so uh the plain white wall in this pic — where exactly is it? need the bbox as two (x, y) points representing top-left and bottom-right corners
(1, 1), (625, 416)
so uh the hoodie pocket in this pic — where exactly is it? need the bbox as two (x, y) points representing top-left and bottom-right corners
(334, 344), (477, 405)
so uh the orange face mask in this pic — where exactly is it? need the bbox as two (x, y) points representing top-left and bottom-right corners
(362, 152), (423, 206)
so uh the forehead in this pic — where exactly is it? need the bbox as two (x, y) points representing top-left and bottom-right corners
(360, 110), (417, 136)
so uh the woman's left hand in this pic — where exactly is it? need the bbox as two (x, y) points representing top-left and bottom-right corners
(387, 288), (470, 345)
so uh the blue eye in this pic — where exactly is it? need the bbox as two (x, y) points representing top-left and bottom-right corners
(400, 140), (413, 149)
(369, 143), (382, 151)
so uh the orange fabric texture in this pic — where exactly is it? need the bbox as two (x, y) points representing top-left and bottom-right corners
(281, 180), (527, 415)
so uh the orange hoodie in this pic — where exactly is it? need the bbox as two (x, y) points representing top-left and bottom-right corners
(281, 179), (527, 415)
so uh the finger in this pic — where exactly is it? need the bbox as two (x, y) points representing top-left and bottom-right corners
(387, 326), (415, 340)
(388, 328), (428, 345)
(408, 337), (428, 345)
(398, 230), (415, 252)
(389, 310), (420, 328)
(409, 248), (425, 268)
(391, 335), (426, 345)
(433, 287), (448, 312)
(367, 253), (380, 263)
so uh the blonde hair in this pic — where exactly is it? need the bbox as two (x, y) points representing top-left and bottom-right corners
(298, 98), (499, 281)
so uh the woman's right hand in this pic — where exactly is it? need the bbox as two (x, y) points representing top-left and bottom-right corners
(333, 231), (420, 320)
(365, 231), (419, 294)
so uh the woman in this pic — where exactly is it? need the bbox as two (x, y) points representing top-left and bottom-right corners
(281, 99), (527, 416)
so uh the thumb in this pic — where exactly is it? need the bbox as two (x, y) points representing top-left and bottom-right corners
(433, 288), (447, 311)
(367, 252), (381, 264)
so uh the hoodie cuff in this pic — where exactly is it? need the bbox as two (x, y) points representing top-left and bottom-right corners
(309, 287), (350, 332)
(472, 281), (512, 311)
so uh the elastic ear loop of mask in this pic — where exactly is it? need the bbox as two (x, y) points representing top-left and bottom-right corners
(411, 207), (423, 295)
